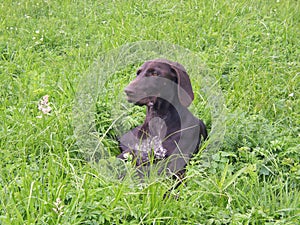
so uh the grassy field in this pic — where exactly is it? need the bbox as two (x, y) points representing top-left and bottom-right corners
(1, 0), (299, 224)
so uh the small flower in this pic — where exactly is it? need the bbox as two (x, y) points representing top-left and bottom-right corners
(288, 93), (294, 97)
(38, 95), (52, 115)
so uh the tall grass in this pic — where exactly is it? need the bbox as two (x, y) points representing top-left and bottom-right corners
(0, 0), (299, 224)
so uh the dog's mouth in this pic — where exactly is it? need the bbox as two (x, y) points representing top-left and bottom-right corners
(125, 93), (138, 103)
(126, 93), (157, 106)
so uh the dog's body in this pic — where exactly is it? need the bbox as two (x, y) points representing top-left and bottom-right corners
(117, 59), (207, 177)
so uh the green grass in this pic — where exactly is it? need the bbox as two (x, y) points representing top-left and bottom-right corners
(1, 0), (299, 224)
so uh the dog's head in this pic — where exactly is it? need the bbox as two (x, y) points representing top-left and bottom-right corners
(124, 59), (194, 107)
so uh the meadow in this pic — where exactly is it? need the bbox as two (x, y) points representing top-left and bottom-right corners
(0, 0), (299, 224)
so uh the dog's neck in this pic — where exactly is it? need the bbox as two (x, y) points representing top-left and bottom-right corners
(139, 98), (182, 136)
(147, 98), (178, 119)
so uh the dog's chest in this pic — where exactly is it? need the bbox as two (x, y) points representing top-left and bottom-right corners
(132, 136), (167, 162)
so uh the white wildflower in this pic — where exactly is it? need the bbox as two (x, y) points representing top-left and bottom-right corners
(38, 95), (52, 115)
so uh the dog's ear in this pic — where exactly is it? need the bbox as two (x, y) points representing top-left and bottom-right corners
(170, 64), (194, 107)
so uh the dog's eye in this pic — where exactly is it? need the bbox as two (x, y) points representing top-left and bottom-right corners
(145, 69), (159, 77)
(151, 71), (159, 76)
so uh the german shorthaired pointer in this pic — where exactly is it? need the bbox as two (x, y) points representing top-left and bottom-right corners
(117, 59), (207, 178)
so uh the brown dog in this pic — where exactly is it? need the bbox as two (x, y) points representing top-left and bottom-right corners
(118, 59), (207, 178)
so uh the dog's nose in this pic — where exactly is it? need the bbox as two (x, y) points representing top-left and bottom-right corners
(124, 86), (135, 96)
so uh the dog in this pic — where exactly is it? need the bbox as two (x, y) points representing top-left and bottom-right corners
(117, 59), (207, 179)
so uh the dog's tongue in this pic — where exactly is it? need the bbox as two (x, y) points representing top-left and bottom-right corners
(147, 101), (154, 107)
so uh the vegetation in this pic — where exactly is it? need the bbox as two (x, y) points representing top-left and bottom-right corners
(0, 0), (299, 224)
